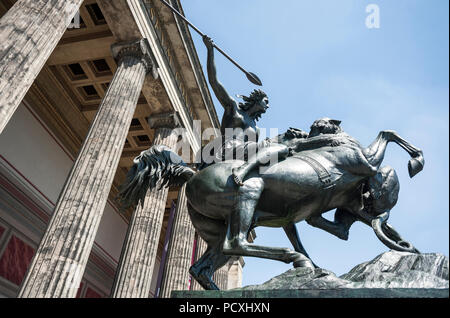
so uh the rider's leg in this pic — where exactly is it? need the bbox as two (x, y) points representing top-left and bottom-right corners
(232, 143), (290, 186)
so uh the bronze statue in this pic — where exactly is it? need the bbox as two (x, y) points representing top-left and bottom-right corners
(118, 118), (424, 290)
(117, 34), (425, 291)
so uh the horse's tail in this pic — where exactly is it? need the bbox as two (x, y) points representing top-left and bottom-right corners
(118, 145), (196, 209)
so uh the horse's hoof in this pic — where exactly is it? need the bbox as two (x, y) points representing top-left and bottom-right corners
(408, 157), (424, 178)
(292, 255), (315, 269)
(293, 260), (315, 269)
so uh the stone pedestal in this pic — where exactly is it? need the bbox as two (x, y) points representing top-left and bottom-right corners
(159, 186), (196, 298)
(173, 251), (450, 298)
(0, 0), (84, 133)
(18, 39), (156, 298)
(172, 288), (449, 298)
(110, 113), (182, 298)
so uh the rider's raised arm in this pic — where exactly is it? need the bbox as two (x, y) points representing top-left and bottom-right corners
(204, 36), (237, 112)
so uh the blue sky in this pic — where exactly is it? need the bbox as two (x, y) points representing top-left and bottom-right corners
(182, 0), (449, 286)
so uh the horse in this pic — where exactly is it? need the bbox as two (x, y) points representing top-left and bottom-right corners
(118, 119), (424, 290)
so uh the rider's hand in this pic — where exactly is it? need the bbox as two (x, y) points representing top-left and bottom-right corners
(203, 35), (214, 50)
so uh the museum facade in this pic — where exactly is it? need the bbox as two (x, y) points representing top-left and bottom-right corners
(0, 0), (245, 298)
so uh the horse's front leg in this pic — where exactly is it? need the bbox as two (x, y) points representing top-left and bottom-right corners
(222, 177), (313, 268)
(385, 130), (424, 177)
(223, 177), (264, 252)
(363, 130), (424, 177)
(362, 131), (389, 170)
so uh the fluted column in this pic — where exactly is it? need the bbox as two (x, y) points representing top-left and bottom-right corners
(111, 112), (182, 298)
(18, 39), (157, 298)
(227, 257), (245, 289)
(213, 265), (229, 290)
(221, 266), (229, 289)
(0, 0), (84, 134)
(159, 186), (196, 298)
(190, 236), (207, 291)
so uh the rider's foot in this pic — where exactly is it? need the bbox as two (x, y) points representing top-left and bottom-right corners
(232, 167), (245, 186)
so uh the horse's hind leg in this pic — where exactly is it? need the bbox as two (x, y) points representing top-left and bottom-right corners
(187, 204), (229, 290)
(189, 245), (219, 290)
(283, 222), (318, 268)
(189, 243), (231, 290)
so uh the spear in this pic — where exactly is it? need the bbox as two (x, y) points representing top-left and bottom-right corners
(159, 0), (263, 86)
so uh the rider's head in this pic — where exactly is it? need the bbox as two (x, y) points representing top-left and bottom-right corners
(238, 89), (269, 121)
(308, 118), (342, 137)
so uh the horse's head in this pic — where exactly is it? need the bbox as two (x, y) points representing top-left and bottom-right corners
(308, 118), (342, 138)
(363, 166), (400, 217)
(363, 166), (419, 253)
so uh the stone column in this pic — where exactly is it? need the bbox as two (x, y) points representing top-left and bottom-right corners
(111, 112), (182, 298)
(0, 0), (84, 134)
(190, 236), (207, 291)
(159, 186), (196, 298)
(213, 265), (229, 290)
(227, 257), (245, 289)
(18, 39), (157, 298)
(212, 270), (221, 290)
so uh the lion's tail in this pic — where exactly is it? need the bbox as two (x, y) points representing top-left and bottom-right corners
(118, 145), (196, 209)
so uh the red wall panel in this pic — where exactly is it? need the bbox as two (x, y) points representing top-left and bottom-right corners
(0, 235), (35, 286)
(76, 281), (84, 298)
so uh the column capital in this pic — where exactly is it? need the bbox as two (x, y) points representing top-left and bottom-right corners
(111, 38), (158, 79)
(148, 111), (183, 130)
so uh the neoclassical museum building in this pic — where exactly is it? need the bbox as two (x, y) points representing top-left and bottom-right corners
(0, 0), (246, 297)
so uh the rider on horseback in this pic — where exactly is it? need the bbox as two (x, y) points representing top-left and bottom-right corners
(203, 35), (290, 186)
(203, 35), (352, 186)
